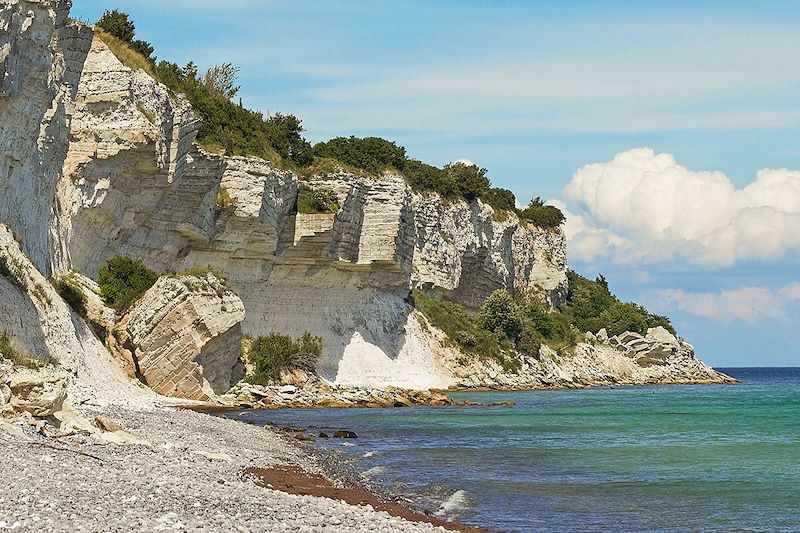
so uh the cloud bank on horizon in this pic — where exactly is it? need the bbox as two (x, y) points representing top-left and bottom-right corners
(557, 148), (800, 269)
(646, 286), (797, 324)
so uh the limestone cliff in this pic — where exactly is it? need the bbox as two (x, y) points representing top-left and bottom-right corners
(0, 1), (729, 396)
(41, 21), (566, 389)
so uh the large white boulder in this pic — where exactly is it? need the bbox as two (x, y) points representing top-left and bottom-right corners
(120, 273), (246, 400)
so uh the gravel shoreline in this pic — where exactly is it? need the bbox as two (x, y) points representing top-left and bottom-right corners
(0, 405), (481, 532)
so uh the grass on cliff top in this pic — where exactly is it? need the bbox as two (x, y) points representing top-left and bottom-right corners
(95, 28), (160, 81)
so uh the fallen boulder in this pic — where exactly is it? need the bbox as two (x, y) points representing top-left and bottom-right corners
(120, 273), (246, 401)
(9, 369), (68, 418)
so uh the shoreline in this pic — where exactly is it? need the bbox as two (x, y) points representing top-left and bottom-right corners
(245, 464), (489, 533)
(179, 375), (738, 412)
(0, 402), (489, 532)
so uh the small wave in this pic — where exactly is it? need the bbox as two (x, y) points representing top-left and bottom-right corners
(435, 489), (473, 520)
(339, 442), (355, 447)
(363, 466), (387, 477)
(363, 451), (378, 458)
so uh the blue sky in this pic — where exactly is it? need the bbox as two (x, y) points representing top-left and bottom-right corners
(71, 1), (800, 367)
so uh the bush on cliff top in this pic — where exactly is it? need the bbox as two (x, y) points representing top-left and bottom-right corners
(561, 271), (675, 337)
(96, 12), (563, 225)
(312, 137), (407, 175)
(518, 197), (565, 229)
(247, 332), (323, 384)
(97, 256), (158, 313)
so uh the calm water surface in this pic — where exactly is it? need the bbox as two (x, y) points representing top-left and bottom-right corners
(236, 368), (800, 532)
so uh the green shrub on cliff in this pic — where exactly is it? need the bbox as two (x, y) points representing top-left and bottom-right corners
(518, 197), (565, 228)
(247, 332), (323, 384)
(97, 256), (158, 313)
(411, 290), (500, 358)
(562, 271), (675, 336)
(296, 184), (340, 214)
(479, 289), (523, 341)
(483, 187), (517, 212)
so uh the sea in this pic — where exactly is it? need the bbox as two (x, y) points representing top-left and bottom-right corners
(234, 368), (800, 532)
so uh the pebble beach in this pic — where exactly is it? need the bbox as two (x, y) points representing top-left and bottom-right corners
(0, 406), (474, 532)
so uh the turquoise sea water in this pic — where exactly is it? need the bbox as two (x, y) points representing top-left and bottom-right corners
(236, 368), (800, 532)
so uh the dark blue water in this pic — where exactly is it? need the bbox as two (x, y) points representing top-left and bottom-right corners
(235, 368), (800, 532)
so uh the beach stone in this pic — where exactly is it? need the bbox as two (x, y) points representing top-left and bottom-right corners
(0, 366), (10, 406)
(95, 415), (125, 433)
(333, 430), (358, 439)
(9, 370), (67, 418)
(191, 450), (233, 462)
(54, 403), (99, 434)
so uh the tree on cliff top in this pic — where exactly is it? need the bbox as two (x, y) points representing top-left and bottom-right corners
(204, 63), (240, 100)
(96, 10), (155, 63)
(97, 10), (134, 42)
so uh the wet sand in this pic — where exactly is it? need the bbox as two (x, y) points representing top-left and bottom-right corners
(246, 464), (490, 533)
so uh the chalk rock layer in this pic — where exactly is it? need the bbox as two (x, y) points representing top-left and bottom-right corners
(120, 274), (246, 400)
(0, 0), (92, 276)
(0, 224), (150, 406)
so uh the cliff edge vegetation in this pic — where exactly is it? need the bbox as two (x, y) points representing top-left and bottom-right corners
(95, 9), (564, 227)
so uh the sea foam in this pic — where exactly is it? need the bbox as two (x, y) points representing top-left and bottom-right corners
(435, 489), (473, 520)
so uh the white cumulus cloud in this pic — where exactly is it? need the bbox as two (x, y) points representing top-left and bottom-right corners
(563, 148), (800, 267)
(647, 282), (800, 323)
(647, 287), (786, 323)
(779, 282), (800, 301)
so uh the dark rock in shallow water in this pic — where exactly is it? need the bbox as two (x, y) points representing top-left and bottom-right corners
(318, 432), (330, 438)
(333, 430), (358, 439)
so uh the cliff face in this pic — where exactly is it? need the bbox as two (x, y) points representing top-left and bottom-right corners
(0, 2), (729, 396)
(41, 25), (567, 389)
(0, 0), (92, 276)
(0, 224), (150, 406)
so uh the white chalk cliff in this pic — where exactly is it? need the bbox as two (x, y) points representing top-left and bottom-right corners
(0, 0), (731, 401)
